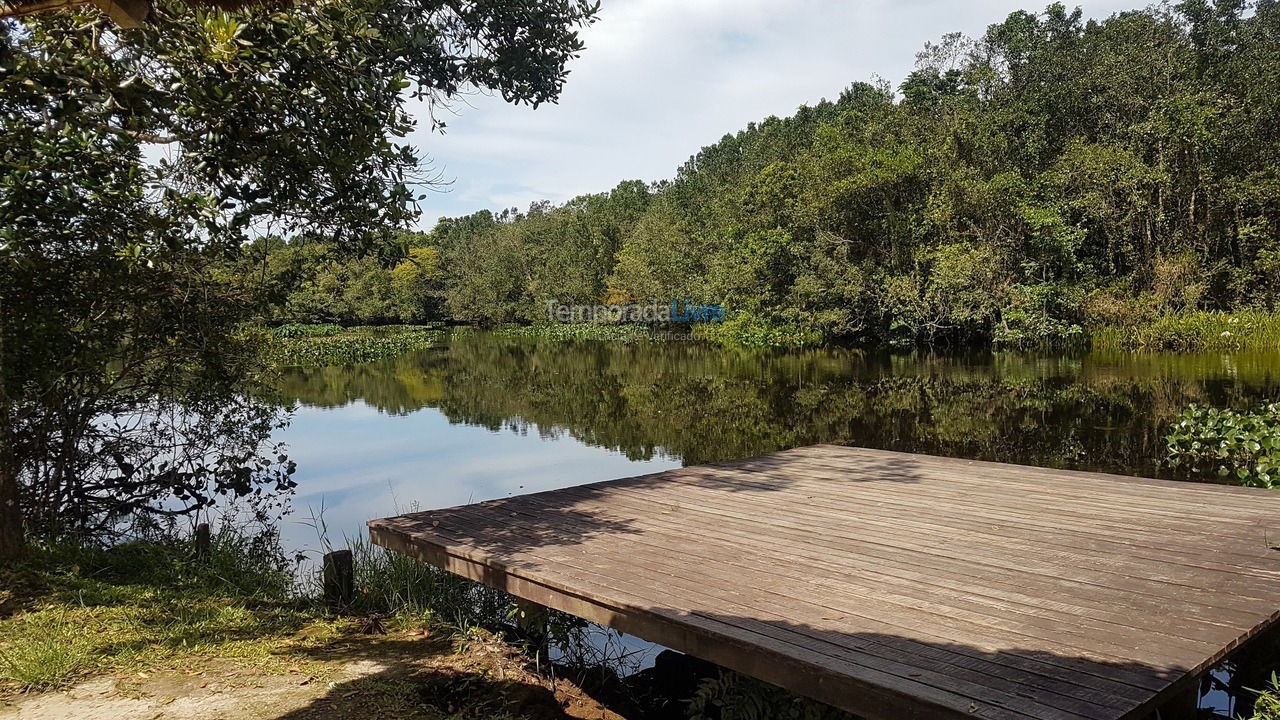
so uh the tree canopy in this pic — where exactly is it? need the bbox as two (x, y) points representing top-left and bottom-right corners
(269, 0), (1280, 349)
(0, 0), (598, 555)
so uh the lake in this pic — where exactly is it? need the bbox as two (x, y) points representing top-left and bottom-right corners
(268, 330), (1280, 710)
(272, 330), (1280, 555)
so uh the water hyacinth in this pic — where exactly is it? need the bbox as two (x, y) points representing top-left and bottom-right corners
(1165, 403), (1280, 488)
(269, 326), (443, 367)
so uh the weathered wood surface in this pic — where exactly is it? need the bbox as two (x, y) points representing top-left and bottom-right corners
(369, 444), (1280, 720)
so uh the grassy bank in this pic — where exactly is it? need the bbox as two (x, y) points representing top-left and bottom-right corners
(269, 324), (443, 367)
(0, 529), (862, 719)
(1091, 311), (1280, 352)
(0, 529), (534, 695)
(266, 314), (1280, 356)
(0, 531), (630, 720)
(0, 532), (320, 693)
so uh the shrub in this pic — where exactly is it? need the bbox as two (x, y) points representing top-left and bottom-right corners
(1252, 674), (1280, 720)
(694, 314), (822, 348)
(1165, 403), (1280, 488)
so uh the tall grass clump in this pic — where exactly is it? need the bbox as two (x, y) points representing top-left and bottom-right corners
(0, 610), (95, 692)
(1091, 311), (1280, 351)
(344, 538), (594, 664)
(347, 538), (510, 626)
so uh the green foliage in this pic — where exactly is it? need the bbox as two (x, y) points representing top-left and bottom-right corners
(391, 246), (447, 323)
(1165, 403), (1280, 488)
(271, 326), (441, 367)
(1251, 674), (1280, 720)
(688, 669), (852, 720)
(694, 315), (823, 348)
(1, 0), (598, 550)
(252, 1), (1280, 350)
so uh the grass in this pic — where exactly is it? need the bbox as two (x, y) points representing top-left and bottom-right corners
(0, 527), (591, 700)
(270, 324), (443, 367)
(0, 532), (331, 693)
(0, 609), (95, 692)
(1090, 310), (1280, 351)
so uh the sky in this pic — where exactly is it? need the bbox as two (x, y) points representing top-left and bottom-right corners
(407, 0), (1139, 230)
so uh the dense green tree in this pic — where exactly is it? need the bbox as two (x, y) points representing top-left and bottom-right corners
(253, 1), (1280, 353)
(0, 0), (597, 557)
(391, 246), (447, 323)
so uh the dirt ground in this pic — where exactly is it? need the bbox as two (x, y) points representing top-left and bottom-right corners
(0, 630), (629, 720)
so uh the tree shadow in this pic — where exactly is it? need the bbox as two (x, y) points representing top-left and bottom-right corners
(677, 612), (1200, 720)
(368, 445), (924, 563)
(265, 631), (621, 720)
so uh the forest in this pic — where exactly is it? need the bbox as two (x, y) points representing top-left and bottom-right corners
(246, 0), (1280, 348)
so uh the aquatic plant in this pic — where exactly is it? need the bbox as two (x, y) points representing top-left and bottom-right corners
(270, 327), (442, 367)
(271, 323), (345, 339)
(693, 315), (823, 348)
(1165, 404), (1280, 488)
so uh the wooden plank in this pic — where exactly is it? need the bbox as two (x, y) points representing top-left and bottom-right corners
(370, 444), (1280, 720)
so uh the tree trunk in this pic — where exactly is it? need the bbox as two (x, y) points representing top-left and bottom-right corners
(0, 409), (25, 559)
(0, 461), (24, 560)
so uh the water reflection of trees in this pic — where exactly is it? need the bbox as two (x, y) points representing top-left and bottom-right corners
(276, 334), (1280, 477)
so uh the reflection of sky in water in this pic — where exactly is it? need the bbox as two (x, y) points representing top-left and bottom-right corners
(277, 400), (680, 560)
(274, 399), (679, 673)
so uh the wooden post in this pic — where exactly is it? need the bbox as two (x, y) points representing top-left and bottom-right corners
(193, 523), (211, 562)
(322, 550), (354, 611)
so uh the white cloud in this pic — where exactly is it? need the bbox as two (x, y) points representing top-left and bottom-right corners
(406, 0), (1140, 228)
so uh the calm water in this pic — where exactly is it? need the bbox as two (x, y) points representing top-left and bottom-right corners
(270, 332), (1280, 711)
(273, 331), (1280, 553)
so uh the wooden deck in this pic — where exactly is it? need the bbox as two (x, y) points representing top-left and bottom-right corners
(368, 445), (1280, 720)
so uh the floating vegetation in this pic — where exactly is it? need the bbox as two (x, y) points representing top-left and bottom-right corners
(270, 325), (442, 367)
(1165, 403), (1280, 488)
(271, 323), (344, 339)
